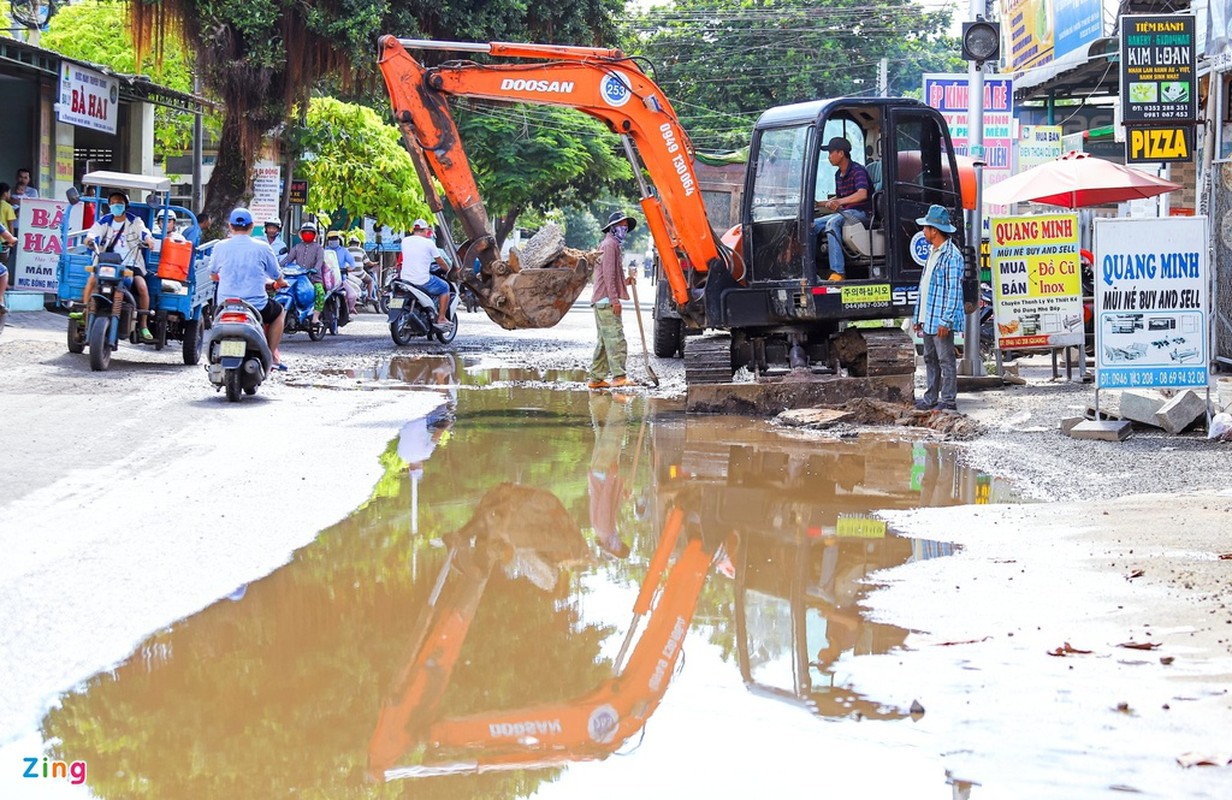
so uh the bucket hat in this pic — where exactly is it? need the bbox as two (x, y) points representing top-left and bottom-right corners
(915, 204), (956, 233)
(601, 211), (637, 232)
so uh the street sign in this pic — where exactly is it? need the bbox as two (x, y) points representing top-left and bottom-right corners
(1120, 14), (1196, 164)
(288, 179), (309, 206)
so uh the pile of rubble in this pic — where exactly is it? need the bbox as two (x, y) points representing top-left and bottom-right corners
(776, 397), (983, 440)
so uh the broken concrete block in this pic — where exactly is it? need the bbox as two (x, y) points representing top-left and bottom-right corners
(776, 407), (853, 428)
(1118, 390), (1168, 427)
(1060, 416), (1084, 435)
(1068, 420), (1133, 441)
(1155, 390), (1206, 434)
(1086, 393), (1122, 420)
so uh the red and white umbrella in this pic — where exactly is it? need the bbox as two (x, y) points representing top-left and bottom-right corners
(981, 151), (1181, 209)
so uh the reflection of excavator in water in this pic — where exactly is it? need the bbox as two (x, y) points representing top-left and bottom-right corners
(367, 436), (966, 778)
(368, 483), (725, 779)
(376, 37), (975, 399)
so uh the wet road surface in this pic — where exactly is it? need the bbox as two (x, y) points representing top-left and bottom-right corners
(30, 361), (1015, 798)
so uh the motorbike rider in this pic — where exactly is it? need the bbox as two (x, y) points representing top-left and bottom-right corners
(263, 218), (288, 260)
(78, 190), (154, 342)
(281, 220), (325, 324)
(210, 207), (286, 370)
(399, 218), (453, 331)
(324, 230), (359, 317)
(347, 234), (377, 303)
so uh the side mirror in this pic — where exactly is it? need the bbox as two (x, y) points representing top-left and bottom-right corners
(66, 187), (81, 205)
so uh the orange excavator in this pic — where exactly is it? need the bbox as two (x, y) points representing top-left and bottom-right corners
(377, 36), (975, 394)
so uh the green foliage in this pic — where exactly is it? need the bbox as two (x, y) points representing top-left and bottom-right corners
(455, 103), (632, 245)
(41, 0), (217, 158)
(628, 0), (964, 151)
(298, 97), (432, 230)
(560, 206), (601, 250)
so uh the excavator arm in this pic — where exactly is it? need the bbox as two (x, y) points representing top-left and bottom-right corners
(368, 506), (719, 779)
(377, 36), (734, 329)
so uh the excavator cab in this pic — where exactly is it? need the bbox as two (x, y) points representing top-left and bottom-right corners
(713, 100), (966, 342)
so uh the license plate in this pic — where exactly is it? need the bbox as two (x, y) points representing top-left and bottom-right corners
(388, 297), (404, 309)
(220, 339), (246, 357)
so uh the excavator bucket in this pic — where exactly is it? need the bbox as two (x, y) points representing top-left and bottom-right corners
(458, 225), (594, 330)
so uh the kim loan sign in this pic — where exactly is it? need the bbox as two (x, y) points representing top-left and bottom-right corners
(1120, 14), (1196, 164)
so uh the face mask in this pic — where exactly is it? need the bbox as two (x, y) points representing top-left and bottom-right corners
(612, 225), (627, 243)
(110, 203), (126, 216)
(301, 232), (316, 243)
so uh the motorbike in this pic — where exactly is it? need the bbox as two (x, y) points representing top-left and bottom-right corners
(321, 279), (352, 336)
(387, 270), (460, 346)
(81, 251), (144, 372)
(273, 266), (325, 341)
(204, 297), (274, 402)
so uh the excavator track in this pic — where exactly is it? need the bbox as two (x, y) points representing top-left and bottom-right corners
(683, 333), (734, 385)
(832, 328), (917, 377)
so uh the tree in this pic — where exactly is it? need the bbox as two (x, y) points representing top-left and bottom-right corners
(42, 0), (214, 160)
(297, 97), (432, 231)
(628, 0), (964, 152)
(129, 0), (624, 235)
(455, 103), (632, 247)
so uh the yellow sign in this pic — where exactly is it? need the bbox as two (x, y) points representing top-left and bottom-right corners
(836, 515), (887, 538)
(989, 213), (1084, 350)
(1127, 126), (1192, 163)
(840, 284), (891, 305)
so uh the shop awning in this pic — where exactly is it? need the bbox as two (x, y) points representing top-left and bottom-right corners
(1012, 37), (1120, 104)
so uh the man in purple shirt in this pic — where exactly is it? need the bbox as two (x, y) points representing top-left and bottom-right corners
(812, 136), (872, 281)
(588, 211), (638, 389)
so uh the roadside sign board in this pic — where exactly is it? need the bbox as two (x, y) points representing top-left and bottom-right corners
(56, 62), (119, 135)
(1093, 216), (1209, 389)
(288, 179), (309, 206)
(989, 213), (1084, 350)
(1120, 14), (1196, 164)
(922, 74), (1014, 183)
(13, 198), (73, 293)
(250, 161), (282, 223)
(1018, 125), (1064, 172)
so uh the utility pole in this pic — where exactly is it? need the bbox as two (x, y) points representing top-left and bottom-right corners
(878, 58), (888, 97)
(191, 70), (204, 213)
(959, 8), (1000, 377)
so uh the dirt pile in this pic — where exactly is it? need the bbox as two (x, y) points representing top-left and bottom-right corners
(776, 397), (983, 439)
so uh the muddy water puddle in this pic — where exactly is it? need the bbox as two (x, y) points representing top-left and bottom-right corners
(39, 382), (1018, 798)
(320, 353), (589, 386)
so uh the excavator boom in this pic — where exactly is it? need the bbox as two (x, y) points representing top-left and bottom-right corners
(377, 36), (727, 329)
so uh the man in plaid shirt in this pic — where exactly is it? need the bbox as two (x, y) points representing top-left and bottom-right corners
(913, 205), (965, 411)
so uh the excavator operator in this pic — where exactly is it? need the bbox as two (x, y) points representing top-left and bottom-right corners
(812, 136), (873, 282)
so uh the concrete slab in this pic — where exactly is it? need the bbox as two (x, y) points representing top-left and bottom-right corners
(687, 374), (913, 415)
(776, 407), (853, 428)
(1060, 416), (1084, 435)
(1155, 390), (1207, 434)
(1118, 390), (1168, 427)
(1068, 420), (1133, 441)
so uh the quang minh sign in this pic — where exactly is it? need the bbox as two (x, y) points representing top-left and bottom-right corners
(1093, 216), (1210, 390)
(56, 62), (119, 135)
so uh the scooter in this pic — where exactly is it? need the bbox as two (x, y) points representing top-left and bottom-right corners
(321, 280), (351, 336)
(274, 266), (325, 341)
(204, 297), (273, 402)
(387, 271), (460, 346)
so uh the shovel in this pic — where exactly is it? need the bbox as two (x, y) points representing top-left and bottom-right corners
(626, 267), (660, 387)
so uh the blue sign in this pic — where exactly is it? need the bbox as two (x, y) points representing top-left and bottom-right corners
(1054, 0), (1103, 61)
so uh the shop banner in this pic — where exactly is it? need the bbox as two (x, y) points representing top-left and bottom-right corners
(250, 161), (282, 225)
(1093, 216), (1209, 389)
(1002, 0), (1055, 69)
(922, 74), (1014, 186)
(13, 198), (72, 293)
(1018, 125), (1064, 172)
(56, 62), (119, 135)
(989, 213), (1084, 350)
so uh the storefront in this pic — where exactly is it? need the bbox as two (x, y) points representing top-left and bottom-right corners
(1, 37), (205, 308)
